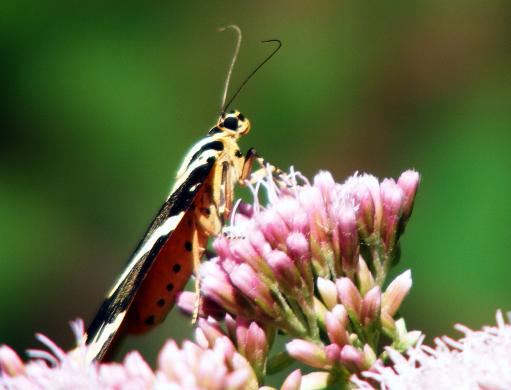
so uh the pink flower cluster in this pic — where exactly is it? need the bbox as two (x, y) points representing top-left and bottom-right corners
(193, 170), (418, 324)
(353, 311), (511, 389)
(178, 168), (420, 384)
(286, 269), (419, 377)
(0, 320), (259, 390)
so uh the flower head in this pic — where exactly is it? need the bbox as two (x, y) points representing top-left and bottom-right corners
(354, 311), (511, 389)
(178, 168), (420, 384)
(0, 319), (258, 390)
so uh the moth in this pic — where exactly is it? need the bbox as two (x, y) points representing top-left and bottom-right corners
(85, 28), (282, 362)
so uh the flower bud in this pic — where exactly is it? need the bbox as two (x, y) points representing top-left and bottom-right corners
(336, 277), (362, 322)
(397, 170), (420, 222)
(356, 257), (375, 296)
(196, 317), (224, 347)
(266, 250), (303, 295)
(317, 277), (338, 310)
(362, 286), (381, 327)
(299, 187), (329, 245)
(212, 235), (231, 259)
(200, 261), (240, 314)
(286, 232), (314, 294)
(286, 339), (328, 369)
(339, 345), (365, 372)
(336, 202), (359, 274)
(314, 171), (336, 202)
(230, 263), (277, 317)
(286, 232), (310, 260)
(258, 208), (290, 246)
(236, 319), (268, 379)
(325, 305), (349, 346)
(325, 343), (341, 367)
(380, 179), (404, 252)
(382, 270), (412, 317)
(0, 345), (24, 377)
(281, 369), (302, 390)
(300, 372), (333, 389)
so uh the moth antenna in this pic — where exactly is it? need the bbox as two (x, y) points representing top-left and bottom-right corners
(222, 38), (282, 114)
(219, 25), (242, 114)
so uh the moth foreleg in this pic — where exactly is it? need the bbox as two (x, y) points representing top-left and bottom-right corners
(241, 147), (288, 185)
(191, 202), (223, 323)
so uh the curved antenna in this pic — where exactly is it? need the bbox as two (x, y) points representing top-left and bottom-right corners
(219, 25), (242, 114)
(222, 38), (282, 114)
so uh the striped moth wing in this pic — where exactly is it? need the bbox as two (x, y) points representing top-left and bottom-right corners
(85, 111), (250, 362)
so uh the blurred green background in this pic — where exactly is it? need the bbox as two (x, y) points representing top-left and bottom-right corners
(1, 0), (510, 372)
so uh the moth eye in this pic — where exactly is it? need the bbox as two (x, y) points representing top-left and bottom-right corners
(222, 116), (238, 130)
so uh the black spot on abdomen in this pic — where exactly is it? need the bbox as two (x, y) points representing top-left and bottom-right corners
(145, 315), (155, 326)
(173, 264), (181, 273)
(184, 241), (192, 251)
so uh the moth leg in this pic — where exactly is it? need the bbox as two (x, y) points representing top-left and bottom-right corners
(241, 147), (287, 185)
(240, 147), (257, 183)
(191, 223), (201, 324)
(195, 203), (222, 236)
(191, 203), (223, 323)
(223, 161), (234, 220)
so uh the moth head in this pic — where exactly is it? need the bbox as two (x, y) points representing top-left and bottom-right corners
(209, 110), (251, 136)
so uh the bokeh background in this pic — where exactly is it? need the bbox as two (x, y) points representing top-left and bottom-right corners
(1, 0), (510, 377)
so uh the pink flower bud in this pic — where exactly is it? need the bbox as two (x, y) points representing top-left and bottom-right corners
(298, 186), (329, 245)
(122, 351), (154, 382)
(248, 229), (273, 258)
(339, 345), (365, 372)
(300, 372), (333, 389)
(286, 232), (310, 260)
(0, 345), (24, 377)
(325, 305), (349, 346)
(196, 317), (225, 347)
(382, 270), (412, 317)
(336, 277), (363, 322)
(325, 343), (341, 367)
(286, 339), (328, 369)
(200, 262), (240, 314)
(352, 182), (376, 238)
(356, 257), (375, 296)
(230, 263), (277, 317)
(266, 250), (303, 293)
(275, 198), (306, 234)
(281, 369), (302, 390)
(314, 171), (336, 202)
(397, 170), (420, 221)
(287, 232), (313, 292)
(343, 174), (382, 237)
(237, 201), (254, 218)
(230, 238), (270, 277)
(317, 277), (338, 310)
(258, 208), (290, 246)
(380, 179), (404, 251)
(362, 286), (381, 326)
(212, 235), (231, 259)
(336, 202), (359, 274)
(239, 321), (268, 378)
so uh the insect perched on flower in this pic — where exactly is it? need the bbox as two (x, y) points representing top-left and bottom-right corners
(85, 26), (283, 362)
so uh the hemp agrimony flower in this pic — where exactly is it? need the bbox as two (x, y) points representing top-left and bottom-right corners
(179, 168), (421, 386)
(353, 311), (511, 389)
